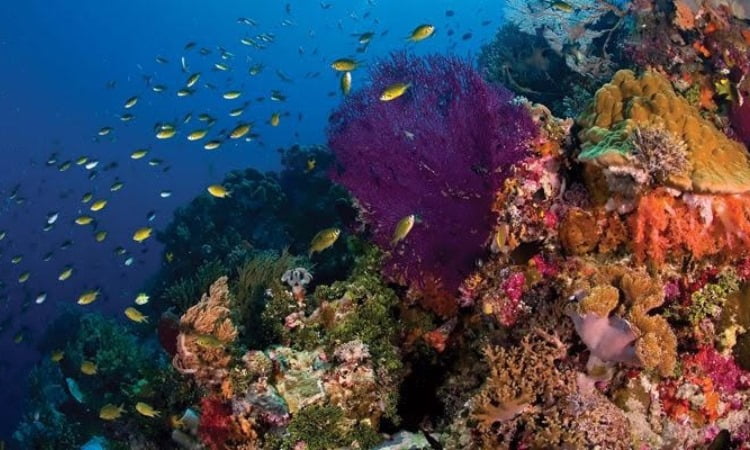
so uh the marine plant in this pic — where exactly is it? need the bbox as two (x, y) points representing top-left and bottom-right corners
(328, 51), (536, 298)
(233, 249), (303, 348)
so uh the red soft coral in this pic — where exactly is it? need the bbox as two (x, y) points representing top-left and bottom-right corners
(198, 396), (233, 450)
(630, 189), (750, 265)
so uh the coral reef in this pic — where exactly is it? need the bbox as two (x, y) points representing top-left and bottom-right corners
(328, 51), (536, 297)
(478, 23), (598, 116)
(577, 69), (750, 194)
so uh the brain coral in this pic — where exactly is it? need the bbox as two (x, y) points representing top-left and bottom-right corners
(577, 69), (750, 193)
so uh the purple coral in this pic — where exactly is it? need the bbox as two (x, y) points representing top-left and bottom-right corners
(328, 52), (536, 293)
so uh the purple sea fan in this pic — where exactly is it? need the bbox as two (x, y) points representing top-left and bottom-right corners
(328, 52), (536, 294)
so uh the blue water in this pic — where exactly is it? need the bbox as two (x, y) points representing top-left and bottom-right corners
(0, 0), (499, 439)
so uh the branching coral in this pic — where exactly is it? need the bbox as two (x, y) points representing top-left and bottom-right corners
(469, 324), (630, 448)
(631, 124), (692, 185)
(328, 51), (536, 297)
(173, 277), (238, 389)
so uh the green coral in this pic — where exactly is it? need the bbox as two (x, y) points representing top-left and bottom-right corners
(162, 259), (227, 313)
(314, 245), (403, 373)
(283, 404), (380, 450)
(686, 269), (740, 324)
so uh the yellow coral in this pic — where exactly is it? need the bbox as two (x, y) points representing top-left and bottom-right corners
(578, 70), (750, 193)
(575, 265), (678, 377)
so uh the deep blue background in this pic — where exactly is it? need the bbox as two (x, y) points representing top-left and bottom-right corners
(0, 0), (500, 438)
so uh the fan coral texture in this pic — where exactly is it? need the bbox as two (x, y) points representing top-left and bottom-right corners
(327, 52), (536, 295)
(173, 276), (238, 388)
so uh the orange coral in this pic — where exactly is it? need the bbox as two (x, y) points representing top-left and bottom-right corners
(173, 276), (238, 390)
(673, 0), (696, 30)
(630, 188), (750, 265)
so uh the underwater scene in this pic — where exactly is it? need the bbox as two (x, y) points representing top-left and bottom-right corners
(4, 0), (750, 448)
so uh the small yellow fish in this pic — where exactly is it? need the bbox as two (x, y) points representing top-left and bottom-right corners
(125, 307), (148, 323)
(550, 0), (574, 12)
(186, 72), (201, 88)
(133, 227), (153, 243)
(309, 227), (341, 257)
(135, 402), (160, 418)
(408, 24), (435, 42)
(204, 140), (222, 150)
(170, 414), (185, 429)
(177, 88), (194, 97)
(305, 158), (316, 173)
(78, 290), (100, 305)
(490, 222), (511, 254)
(391, 214), (416, 246)
(51, 350), (64, 363)
(156, 127), (176, 139)
(380, 82), (411, 101)
(10, 255), (22, 264)
(270, 113), (281, 127)
(131, 149), (149, 159)
(81, 360), (98, 375)
(187, 129), (208, 141)
(135, 292), (150, 305)
(715, 78), (736, 101)
(14, 332), (23, 344)
(230, 123), (251, 139)
(99, 403), (125, 421)
(223, 90), (242, 100)
(214, 62), (230, 71)
(110, 181), (124, 191)
(124, 96), (139, 109)
(331, 58), (358, 71)
(195, 334), (224, 348)
(95, 231), (107, 242)
(75, 156), (88, 165)
(207, 185), (230, 198)
(98, 126), (113, 136)
(58, 266), (74, 281)
(18, 271), (30, 283)
(82, 192), (93, 203)
(90, 199), (107, 212)
(340, 71), (352, 95)
(75, 216), (94, 225)
(229, 106), (245, 117)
